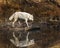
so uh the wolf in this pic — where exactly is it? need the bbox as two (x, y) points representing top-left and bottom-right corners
(9, 12), (34, 27)
(10, 32), (35, 47)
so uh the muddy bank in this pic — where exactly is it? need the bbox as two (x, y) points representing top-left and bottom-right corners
(0, 21), (60, 48)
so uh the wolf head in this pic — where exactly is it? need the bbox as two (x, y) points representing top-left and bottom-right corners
(28, 14), (34, 21)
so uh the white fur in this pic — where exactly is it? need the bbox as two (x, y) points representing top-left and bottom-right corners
(9, 12), (34, 27)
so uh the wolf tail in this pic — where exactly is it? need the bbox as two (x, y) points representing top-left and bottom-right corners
(9, 13), (15, 21)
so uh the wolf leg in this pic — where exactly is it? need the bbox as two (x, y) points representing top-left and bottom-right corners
(12, 19), (17, 27)
(25, 19), (29, 27)
(18, 21), (21, 25)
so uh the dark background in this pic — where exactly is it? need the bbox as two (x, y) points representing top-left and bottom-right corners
(0, 0), (60, 48)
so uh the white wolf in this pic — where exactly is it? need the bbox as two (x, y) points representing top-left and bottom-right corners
(9, 12), (34, 27)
